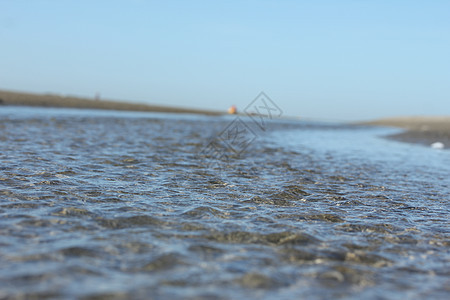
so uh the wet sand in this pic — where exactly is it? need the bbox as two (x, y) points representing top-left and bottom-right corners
(0, 89), (222, 116)
(364, 116), (450, 147)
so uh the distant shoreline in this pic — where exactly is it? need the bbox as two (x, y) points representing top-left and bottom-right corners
(0, 89), (223, 116)
(2, 89), (449, 148)
(362, 116), (450, 148)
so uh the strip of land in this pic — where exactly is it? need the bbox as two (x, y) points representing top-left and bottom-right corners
(363, 116), (450, 148)
(0, 89), (222, 116)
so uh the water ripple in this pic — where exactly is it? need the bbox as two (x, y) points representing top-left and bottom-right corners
(0, 107), (449, 299)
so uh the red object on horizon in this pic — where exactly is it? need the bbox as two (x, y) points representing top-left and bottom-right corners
(228, 105), (237, 114)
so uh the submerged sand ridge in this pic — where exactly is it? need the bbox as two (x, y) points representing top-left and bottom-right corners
(0, 89), (222, 116)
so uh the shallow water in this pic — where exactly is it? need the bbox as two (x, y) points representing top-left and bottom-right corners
(0, 107), (449, 299)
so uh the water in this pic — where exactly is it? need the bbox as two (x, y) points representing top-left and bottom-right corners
(0, 107), (448, 299)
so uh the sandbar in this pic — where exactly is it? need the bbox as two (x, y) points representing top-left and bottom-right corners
(0, 89), (222, 116)
(363, 116), (450, 148)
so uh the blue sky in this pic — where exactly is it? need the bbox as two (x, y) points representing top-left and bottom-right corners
(1, 0), (449, 121)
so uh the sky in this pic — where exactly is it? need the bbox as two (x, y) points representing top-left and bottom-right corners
(1, 0), (449, 121)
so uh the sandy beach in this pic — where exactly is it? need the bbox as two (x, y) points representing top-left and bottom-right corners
(364, 116), (450, 147)
(0, 89), (222, 116)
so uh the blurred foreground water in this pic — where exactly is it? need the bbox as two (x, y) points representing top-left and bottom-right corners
(0, 107), (449, 299)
